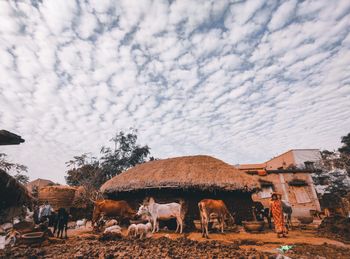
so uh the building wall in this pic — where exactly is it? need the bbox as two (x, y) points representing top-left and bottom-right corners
(252, 172), (321, 217)
(292, 150), (321, 168)
(265, 151), (295, 170)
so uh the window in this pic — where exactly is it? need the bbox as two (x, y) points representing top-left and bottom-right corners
(294, 186), (311, 203)
(304, 161), (315, 170)
(259, 186), (273, 199)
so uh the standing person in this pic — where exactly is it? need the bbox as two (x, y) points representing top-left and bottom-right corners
(269, 192), (287, 238)
(39, 201), (53, 223)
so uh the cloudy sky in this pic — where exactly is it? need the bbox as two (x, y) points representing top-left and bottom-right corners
(1, 0), (349, 183)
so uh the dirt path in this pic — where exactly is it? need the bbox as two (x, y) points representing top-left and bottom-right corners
(1, 226), (349, 258)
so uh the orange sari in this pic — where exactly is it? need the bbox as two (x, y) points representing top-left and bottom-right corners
(270, 200), (286, 234)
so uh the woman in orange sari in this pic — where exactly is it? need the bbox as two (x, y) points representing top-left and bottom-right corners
(269, 193), (287, 238)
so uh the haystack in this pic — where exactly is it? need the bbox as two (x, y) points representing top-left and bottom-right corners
(38, 185), (76, 210)
(0, 169), (33, 222)
(101, 155), (259, 193)
(101, 155), (260, 225)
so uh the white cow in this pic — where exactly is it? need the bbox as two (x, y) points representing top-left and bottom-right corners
(137, 197), (185, 234)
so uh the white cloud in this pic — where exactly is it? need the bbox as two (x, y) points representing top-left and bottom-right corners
(268, 0), (297, 31)
(0, 0), (349, 183)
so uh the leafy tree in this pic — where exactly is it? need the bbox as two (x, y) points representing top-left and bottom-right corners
(65, 153), (102, 189)
(0, 153), (29, 184)
(65, 129), (151, 190)
(312, 134), (350, 198)
(99, 129), (150, 180)
(338, 133), (350, 155)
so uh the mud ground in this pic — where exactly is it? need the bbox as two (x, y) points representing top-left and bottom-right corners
(1, 225), (350, 258)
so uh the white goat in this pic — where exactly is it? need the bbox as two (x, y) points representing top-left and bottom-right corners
(76, 218), (87, 229)
(127, 224), (138, 237)
(104, 219), (118, 228)
(103, 225), (122, 234)
(136, 222), (152, 239)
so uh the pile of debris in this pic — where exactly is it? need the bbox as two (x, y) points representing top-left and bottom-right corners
(318, 215), (350, 242)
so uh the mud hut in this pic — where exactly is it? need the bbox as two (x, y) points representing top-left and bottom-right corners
(38, 185), (76, 211)
(0, 169), (33, 223)
(100, 155), (260, 226)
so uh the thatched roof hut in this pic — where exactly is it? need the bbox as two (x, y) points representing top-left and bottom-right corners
(101, 155), (259, 193)
(38, 185), (76, 210)
(0, 130), (25, 145)
(26, 178), (55, 193)
(101, 155), (260, 226)
(0, 169), (33, 222)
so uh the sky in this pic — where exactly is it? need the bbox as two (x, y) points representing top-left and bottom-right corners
(0, 0), (349, 184)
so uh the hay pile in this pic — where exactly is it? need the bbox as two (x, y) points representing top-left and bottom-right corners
(101, 155), (259, 194)
(318, 215), (350, 242)
(38, 186), (76, 210)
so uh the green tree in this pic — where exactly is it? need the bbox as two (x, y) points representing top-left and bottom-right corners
(338, 133), (350, 155)
(0, 153), (29, 184)
(99, 129), (150, 181)
(65, 153), (102, 189)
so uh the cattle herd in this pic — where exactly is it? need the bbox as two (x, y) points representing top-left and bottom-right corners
(90, 197), (235, 239)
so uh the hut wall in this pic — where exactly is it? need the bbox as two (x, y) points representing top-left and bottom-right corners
(105, 188), (255, 229)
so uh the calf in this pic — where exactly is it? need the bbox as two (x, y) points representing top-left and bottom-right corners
(198, 199), (234, 238)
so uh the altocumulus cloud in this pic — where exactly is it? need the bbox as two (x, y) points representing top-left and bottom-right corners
(0, 0), (349, 183)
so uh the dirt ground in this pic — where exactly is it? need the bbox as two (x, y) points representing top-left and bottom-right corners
(1, 224), (350, 258)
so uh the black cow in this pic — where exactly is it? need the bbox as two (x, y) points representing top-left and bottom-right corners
(53, 208), (69, 238)
(253, 201), (293, 230)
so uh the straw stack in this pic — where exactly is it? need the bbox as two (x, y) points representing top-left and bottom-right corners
(38, 185), (76, 210)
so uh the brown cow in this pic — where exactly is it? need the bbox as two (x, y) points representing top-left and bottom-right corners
(92, 200), (135, 226)
(198, 199), (234, 238)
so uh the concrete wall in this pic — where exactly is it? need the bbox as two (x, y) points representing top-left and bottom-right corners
(252, 172), (321, 218)
(266, 151), (295, 170)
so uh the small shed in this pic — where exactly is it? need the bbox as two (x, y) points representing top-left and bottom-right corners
(100, 155), (260, 226)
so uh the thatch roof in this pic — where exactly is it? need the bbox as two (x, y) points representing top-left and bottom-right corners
(0, 169), (33, 210)
(0, 130), (25, 145)
(26, 178), (55, 192)
(101, 155), (260, 194)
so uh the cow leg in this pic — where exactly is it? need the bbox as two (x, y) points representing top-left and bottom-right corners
(65, 225), (68, 238)
(179, 218), (183, 234)
(220, 217), (224, 233)
(205, 219), (209, 239)
(175, 219), (179, 233)
(267, 216), (272, 229)
(152, 218), (157, 233)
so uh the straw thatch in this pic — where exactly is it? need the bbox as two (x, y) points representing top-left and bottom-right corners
(101, 155), (260, 194)
(0, 169), (33, 208)
(26, 178), (55, 193)
(0, 129), (25, 145)
(38, 185), (76, 210)
(0, 169), (33, 222)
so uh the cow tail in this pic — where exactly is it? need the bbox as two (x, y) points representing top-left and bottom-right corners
(179, 199), (187, 220)
(224, 206), (235, 224)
